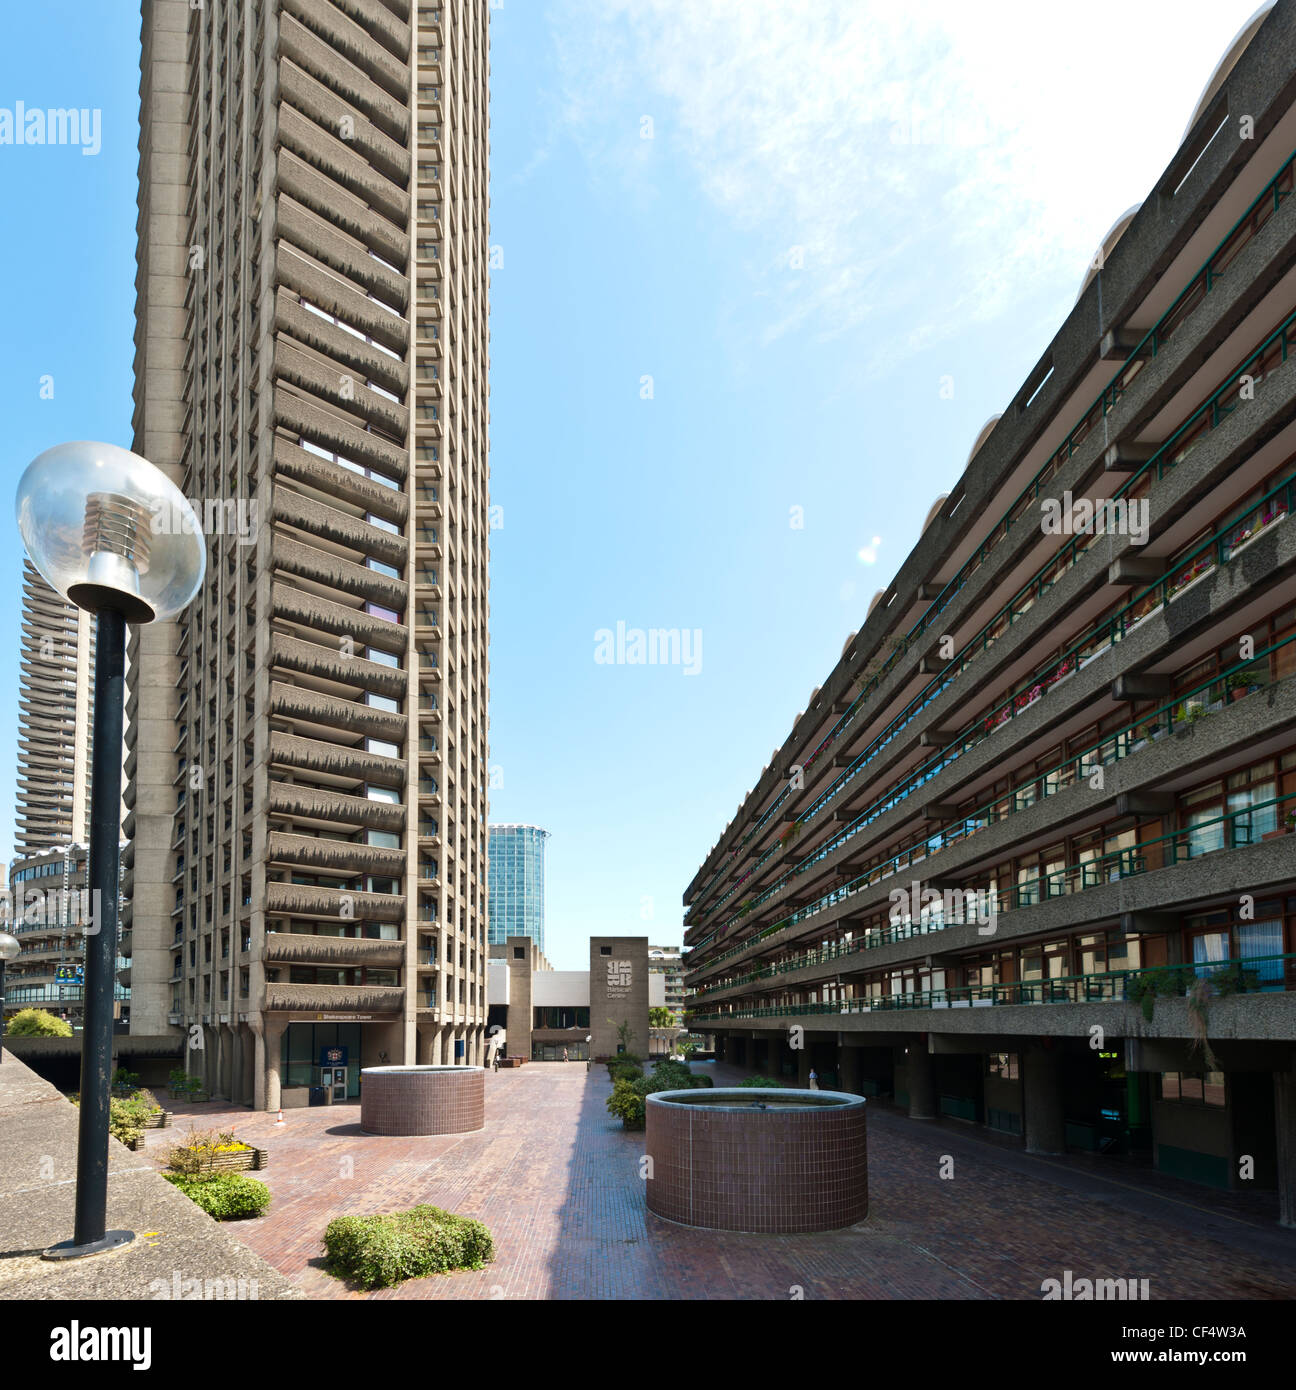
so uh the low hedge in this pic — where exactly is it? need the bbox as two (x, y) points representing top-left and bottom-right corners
(164, 1173), (270, 1221)
(737, 1075), (783, 1088)
(606, 1060), (710, 1128)
(324, 1205), (495, 1289)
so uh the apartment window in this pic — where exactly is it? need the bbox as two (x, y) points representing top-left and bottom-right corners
(1159, 1072), (1225, 1107)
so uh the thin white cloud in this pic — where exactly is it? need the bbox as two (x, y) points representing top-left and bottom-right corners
(546, 0), (1268, 357)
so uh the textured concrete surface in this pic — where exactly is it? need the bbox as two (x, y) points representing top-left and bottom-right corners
(0, 1051), (301, 1299)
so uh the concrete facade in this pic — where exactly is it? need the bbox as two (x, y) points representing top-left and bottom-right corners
(123, 0), (491, 1105)
(685, 3), (1296, 1223)
(589, 936), (650, 1061)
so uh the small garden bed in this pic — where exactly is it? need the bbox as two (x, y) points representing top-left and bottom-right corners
(165, 1129), (268, 1174)
(68, 1087), (170, 1149)
(324, 1205), (494, 1289)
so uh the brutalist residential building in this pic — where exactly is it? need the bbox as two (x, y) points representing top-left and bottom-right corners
(15, 564), (95, 856)
(685, 5), (1296, 1223)
(123, 0), (491, 1108)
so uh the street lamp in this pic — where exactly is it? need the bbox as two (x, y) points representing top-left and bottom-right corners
(17, 441), (205, 1261)
(0, 930), (21, 1063)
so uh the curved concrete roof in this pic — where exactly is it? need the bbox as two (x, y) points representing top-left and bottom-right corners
(1076, 204), (1141, 302)
(922, 494), (950, 532)
(1182, 2), (1274, 143)
(966, 415), (1001, 465)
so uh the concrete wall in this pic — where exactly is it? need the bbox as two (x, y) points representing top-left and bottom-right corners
(589, 936), (649, 1059)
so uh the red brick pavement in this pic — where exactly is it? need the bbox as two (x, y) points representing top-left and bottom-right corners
(142, 1062), (1296, 1300)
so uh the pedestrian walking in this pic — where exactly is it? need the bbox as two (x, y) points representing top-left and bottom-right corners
(808, 1067), (819, 1090)
(563, 1048), (569, 1063)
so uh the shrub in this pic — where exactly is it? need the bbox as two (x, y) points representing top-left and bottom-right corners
(607, 1058), (643, 1085)
(737, 1076), (783, 1088)
(68, 1092), (148, 1147)
(324, 1205), (494, 1289)
(648, 1060), (698, 1091)
(164, 1173), (270, 1221)
(690, 1073), (714, 1088)
(167, 1068), (204, 1099)
(606, 1077), (647, 1129)
(7, 1008), (73, 1037)
(110, 1066), (141, 1090)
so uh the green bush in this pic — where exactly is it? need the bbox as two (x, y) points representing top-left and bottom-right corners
(648, 1060), (698, 1091)
(7, 1007), (72, 1037)
(690, 1073), (714, 1088)
(110, 1066), (141, 1090)
(68, 1092), (149, 1147)
(737, 1076), (783, 1088)
(324, 1205), (494, 1289)
(606, 1077), (647, 1129)
(167, 1068), (206, 1099)
(607, 1058), (643, 1085)
(164, 1173), (270, 1221)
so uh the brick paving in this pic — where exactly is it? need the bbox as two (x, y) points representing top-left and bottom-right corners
(142, 1062), (1296, 1300)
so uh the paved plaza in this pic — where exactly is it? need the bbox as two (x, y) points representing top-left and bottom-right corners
(142, 1062), (1296, 1300)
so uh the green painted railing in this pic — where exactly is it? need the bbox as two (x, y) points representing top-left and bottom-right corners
(689, 782), (1296, 993)
(692, 634), (1296, 977)
(688, 953), (1296, 1023)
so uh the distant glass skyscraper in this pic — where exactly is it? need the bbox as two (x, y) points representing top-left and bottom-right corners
(489, 825), (550, 953)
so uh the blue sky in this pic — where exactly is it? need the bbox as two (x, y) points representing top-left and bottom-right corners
(0, 0), (1268, 968)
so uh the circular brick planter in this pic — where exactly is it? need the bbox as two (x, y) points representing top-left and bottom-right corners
(645, 1089), (868, 1233)
(359, 1064), (486, 1136)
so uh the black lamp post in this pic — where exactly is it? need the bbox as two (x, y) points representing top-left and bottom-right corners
(17, 441), (206, 1261)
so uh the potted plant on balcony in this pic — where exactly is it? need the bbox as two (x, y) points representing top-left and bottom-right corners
(1226, 672), (1253, 702)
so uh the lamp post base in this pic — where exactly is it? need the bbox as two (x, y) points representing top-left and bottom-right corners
(42, 1230), (136, 1261)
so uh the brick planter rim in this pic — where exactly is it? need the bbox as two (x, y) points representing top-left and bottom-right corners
(646, 1087), (865, 1111)
(361, 1064), (486, 1075)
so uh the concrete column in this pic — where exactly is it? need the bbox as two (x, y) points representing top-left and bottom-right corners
(1024, 1043), (1066, 1155)
(228, 1027), (244, 1105)
(202, 1025), (218, 1094)
(241, 1026), (255, 1106)
(839, 1045), (861, 1095)
(217, 1024), (233, 1099)
(1275, 1065), (1296, 1228)
(907, 1041), (936, 1119)
(416, 1027), (436, 1064)
(257, 1019), (286, 1112)
(796, 1046), (812, 1088)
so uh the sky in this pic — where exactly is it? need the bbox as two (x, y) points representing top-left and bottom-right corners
(0, 0), (1270, 969)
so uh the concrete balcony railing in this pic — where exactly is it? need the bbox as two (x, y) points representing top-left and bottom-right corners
(265, 880), (405, 923)
(263, 982), (405, 1015)
(266, 831), (405, 877)
(264, 932), (404, 969)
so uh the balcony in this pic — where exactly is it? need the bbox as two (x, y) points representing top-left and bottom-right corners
(690, 953), (1296, 1025)
(263, 983), (404, 1015)
(264, 933), (404, 969)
